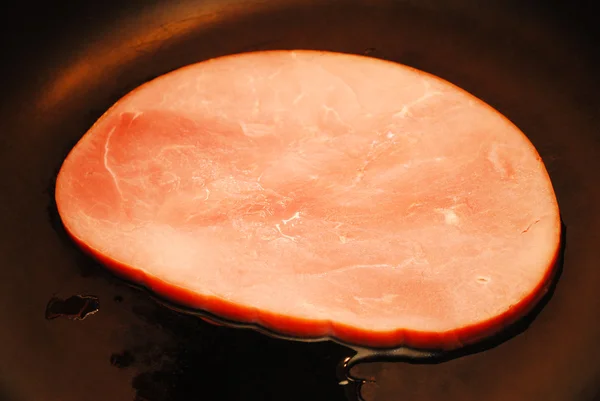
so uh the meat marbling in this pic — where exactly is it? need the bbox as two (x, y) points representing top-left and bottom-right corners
(55, 50), (561, 350)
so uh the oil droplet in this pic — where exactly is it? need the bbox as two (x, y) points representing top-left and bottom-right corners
(45, 294), (99, 320)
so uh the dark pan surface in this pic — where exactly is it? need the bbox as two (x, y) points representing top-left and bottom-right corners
(0, 1), (599, 400)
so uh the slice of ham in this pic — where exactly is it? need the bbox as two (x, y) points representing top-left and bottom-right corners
(55, 50), (561, 350)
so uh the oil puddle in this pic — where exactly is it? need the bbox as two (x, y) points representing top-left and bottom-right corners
(113, 298), (352, 401)
(45, 294), (100, 320)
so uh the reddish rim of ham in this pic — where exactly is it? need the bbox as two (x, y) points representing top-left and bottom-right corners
(55, 50), (561, 350)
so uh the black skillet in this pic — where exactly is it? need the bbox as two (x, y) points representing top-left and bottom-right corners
(0, 1), (599, 400)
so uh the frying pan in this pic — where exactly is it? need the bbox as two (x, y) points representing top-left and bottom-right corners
(0, 1), (598, 400)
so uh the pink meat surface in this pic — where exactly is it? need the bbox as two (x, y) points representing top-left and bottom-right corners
(55, 50), (561, 349)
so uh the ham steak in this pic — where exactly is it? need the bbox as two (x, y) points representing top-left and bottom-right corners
(55, 50), (561, 350)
